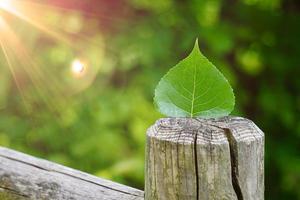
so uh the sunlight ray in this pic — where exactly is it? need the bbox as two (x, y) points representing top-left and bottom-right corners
(1, 0), (72, 46)
(0, 0), (104, 115)
(0, 33), (28, 108)
(0, 19), (67, 113)
(1, 0), (111, 51)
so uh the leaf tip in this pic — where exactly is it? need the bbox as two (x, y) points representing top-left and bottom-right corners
(194, 38), (199, 50)
(192, 38), (202, 56)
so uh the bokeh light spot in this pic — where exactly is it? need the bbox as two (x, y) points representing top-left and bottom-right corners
(71, 59), (85, 76)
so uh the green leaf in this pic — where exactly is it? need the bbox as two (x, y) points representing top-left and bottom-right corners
(154, 39), (235, 118)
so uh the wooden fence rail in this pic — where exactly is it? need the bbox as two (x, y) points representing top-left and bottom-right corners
(0, 147), (144, 200)
(0, 116), (264, 200)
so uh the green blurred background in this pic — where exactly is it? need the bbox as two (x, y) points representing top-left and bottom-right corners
(0, 0), (299, 199)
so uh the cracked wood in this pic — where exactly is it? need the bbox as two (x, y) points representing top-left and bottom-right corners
(0, 147), (144, 200)
(145, 116), (264, 200)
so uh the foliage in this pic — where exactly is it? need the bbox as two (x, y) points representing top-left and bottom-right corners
(0, 0), (299, 199)
(154, 40), (234, 118)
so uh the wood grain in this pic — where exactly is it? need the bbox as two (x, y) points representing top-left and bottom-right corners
(0, 147), (144, 200)
(145, 116), (264, 200)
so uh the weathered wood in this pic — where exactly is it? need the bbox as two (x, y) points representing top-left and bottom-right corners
(145, 116), (264, 200)
(0, 147), (144, 200)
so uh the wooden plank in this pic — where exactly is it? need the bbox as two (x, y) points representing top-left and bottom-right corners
(145, 116), (264, 200)
(0, 147), (144, 200)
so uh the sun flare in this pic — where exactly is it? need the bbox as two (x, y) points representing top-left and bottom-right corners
(0, 0), (103, 113)
(0, 0), (12, 10)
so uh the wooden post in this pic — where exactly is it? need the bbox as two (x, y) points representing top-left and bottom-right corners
(145, 116), (264, 200)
